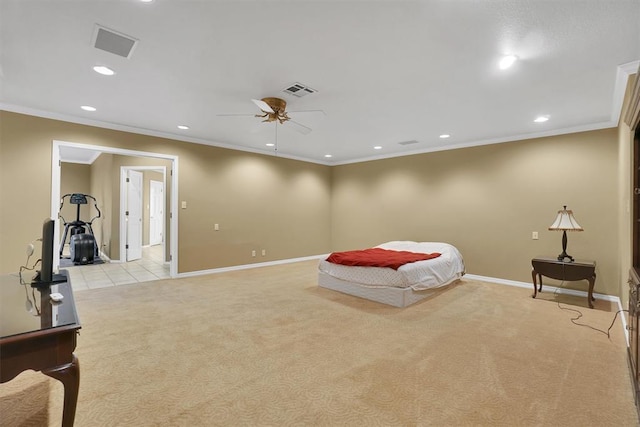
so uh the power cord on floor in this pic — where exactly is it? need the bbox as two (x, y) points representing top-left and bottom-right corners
(553, 280), (628, 340)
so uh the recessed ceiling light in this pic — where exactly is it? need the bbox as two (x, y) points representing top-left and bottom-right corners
(177, 125), (189, 130)
(140, 0), (154, 3)
(439, 134), (450, 139)
(373, 146), (382, 150)
(499, 55), (518, 70)
(324, 154), (332, 158)
(534, 116), (549, 123)
(266, 143), (275, 147)
(80, 105), (96, 111)
(93, 65), (115, 76)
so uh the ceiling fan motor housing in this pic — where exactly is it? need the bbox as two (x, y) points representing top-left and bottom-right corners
(259, 97), (290, 123)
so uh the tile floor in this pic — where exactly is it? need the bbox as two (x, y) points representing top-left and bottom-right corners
(64, 245), (170, 292)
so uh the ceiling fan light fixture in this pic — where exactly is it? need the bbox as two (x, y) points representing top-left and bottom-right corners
(253, 97), (290, 124)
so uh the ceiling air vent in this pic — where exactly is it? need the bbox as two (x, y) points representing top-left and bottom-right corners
(282, 82), (317, 98)
(398, 140), (419, 146)
(92, 25), (138, 58)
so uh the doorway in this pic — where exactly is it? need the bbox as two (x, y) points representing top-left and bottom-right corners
(51, 140), (179, 278)
(120, 166), (167, 265)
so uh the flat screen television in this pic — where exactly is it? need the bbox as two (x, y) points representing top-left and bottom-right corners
(32, 218), (66, 287)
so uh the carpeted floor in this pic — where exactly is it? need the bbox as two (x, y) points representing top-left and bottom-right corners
(1, 260), (638, 426)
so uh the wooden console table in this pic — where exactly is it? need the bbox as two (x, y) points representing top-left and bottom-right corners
(0, 272), (81, 426)
(531, 257), (596, 308)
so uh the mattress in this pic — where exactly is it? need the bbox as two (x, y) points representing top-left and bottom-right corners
(318, 241), (465, 291)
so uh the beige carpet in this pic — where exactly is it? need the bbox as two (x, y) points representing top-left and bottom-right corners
(1, 260), (638, 426)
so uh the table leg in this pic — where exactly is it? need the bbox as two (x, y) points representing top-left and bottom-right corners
(531, 269), (538, 298)
(587, 274), (596, 309)
(43, 354), (79, 427)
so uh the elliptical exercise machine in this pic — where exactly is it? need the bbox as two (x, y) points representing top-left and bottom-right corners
(59, 193), (101, 265)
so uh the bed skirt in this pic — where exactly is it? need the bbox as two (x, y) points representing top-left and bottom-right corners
(318, 271), (448, 307)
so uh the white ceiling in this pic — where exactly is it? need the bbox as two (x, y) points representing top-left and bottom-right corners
(1, 1), (639, 165)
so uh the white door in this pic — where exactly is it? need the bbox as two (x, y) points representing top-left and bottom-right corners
(149, 180), (164, 246)
(126, 170), (143, 261)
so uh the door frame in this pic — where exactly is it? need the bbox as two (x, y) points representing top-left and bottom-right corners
(51, 140), (179, 277)
(119, 166), (148, 262)
(120, 167), (152, 263)
(149, 179), (164, 246)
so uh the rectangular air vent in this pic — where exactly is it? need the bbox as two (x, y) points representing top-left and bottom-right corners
(282, 82), (317, 98)
(92, 25), (138, 58)
(398, 140), (419, 146)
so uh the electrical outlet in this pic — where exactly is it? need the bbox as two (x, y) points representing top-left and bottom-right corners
(181, 201), (187, 209)
(262, 249), (266, 256)
(532, 231), (539, 240)
(214, 223), (219, 231)
(251, 250), (256, 257)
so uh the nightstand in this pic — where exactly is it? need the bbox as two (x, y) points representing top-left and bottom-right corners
(531, 257), (596, 308)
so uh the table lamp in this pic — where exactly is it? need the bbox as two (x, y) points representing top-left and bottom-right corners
(548, 205), (583, 262)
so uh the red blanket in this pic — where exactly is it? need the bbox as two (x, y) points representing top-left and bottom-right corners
(326, 248), (441, 270)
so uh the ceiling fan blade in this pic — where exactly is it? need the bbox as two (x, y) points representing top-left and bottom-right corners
(251, 98), (275, 114)
(286, 119), (313, 135)
(287, 109), (326, 116)
(216, 113), (255, 117)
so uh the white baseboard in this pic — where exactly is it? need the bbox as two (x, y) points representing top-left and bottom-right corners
(176, 254), (327, 278)
(464, 273), (628, 346)
(174, 259), (629, 346)
(99, 251), (113, 263)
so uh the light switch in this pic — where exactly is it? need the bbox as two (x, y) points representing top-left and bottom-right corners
(532, 231), (539, 240)
(214, 223), (219, 231)
(181, 201), (187, 209)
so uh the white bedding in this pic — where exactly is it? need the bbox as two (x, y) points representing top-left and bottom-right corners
(318, 241), (465, 290)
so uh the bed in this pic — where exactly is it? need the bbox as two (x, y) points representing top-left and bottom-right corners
(318, 241), (465, 307)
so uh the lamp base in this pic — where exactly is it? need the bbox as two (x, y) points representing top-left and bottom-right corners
(557, 252), (575, 262)
(557, 230), (575, 262)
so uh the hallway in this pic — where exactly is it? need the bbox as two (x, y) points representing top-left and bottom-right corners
(65, 245), (170, 291)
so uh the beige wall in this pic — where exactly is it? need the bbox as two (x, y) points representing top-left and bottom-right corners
(60, 162), (92, 225)
(59, 162), (92, 254)
(0, 109), (633, 298)
(0, 111), (332, 274)
(332, 129), (621, 296)
(90, 153), (114, 258)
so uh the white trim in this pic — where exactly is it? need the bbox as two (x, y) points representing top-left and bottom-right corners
(176, 254), (326, 278)
(99, 251), (112, 263)
(611, 60), (640, 124)
(5, 62), (639, 167)
(51, 144), (61, 272)
(51, 140), (179, 278)
(169, 252), (631, 345)
(3, 103), (328, 165)
(464, 273), (628, 346)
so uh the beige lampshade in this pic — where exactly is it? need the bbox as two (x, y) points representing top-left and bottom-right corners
(548, 206), (583, 231)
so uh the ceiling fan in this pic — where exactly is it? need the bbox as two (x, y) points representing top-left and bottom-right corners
(218, 97), (325, 135)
